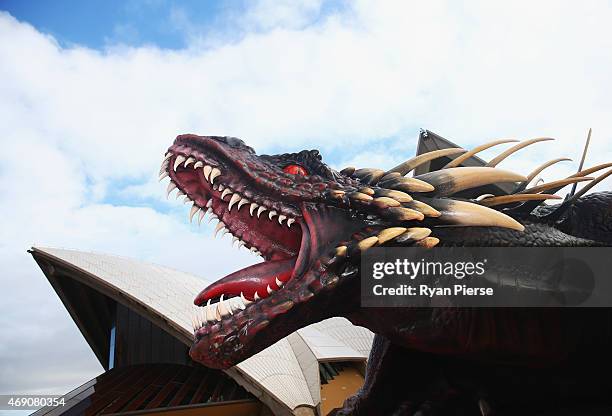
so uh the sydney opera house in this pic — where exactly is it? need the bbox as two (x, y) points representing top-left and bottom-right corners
(29, 247), (374, 416)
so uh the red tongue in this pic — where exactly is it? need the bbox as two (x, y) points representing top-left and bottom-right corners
(194, 257), (296, 304)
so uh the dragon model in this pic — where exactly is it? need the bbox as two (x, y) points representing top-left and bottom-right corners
(160, 134), (611, 415)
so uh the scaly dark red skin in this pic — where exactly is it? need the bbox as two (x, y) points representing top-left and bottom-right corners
(161, 135), (612, 414)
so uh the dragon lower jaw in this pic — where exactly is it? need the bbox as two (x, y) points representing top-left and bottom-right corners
(189, 203), (366, 369)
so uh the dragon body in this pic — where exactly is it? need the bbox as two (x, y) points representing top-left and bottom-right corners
(160, 134), (611, 415)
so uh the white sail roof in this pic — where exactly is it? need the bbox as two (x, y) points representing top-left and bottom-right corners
(31, 247), (373, 415)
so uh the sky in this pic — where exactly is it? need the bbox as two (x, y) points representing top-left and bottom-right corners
(0, 0), (611, 409)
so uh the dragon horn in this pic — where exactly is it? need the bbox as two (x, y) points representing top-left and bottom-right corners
(568, 162), (612, 178)
(379, 176), (435, 192)
(340, 166), (355, 176)
(353, 168), (385, 185)
(424, 198), (525, 231)
(415, 167), (527, 197)
(563, 169), (612, 203)
(385, 148), (465, 176)
(443, 139), (519, 168)
(478, 193), (562, 207)
(525, 158), (572, 183)
(543, 169), (612, 220)
(520, 177), (593, 195)
(486, 137), (554, 167)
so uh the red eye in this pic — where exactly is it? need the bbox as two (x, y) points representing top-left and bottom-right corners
(283, 164), (308, 176)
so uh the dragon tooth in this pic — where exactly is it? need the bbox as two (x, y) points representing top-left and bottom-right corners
(228, 193), (241, 211)
(287, 218), (295, 227)
(183, 196), (191, 204)
(218, 184), (225, 191)
(189, 204), (200, 222)
(212, 184), (218, 191)
(206, 199), (213, 208)
(203, 165), (212, 181)
(232, 236), (239, 245)
(249, 203), (259, 216)
(159, 161), (169, 176)
(237, 197), (249, 211)
(184, 156), (196, 167)
(254, 291), (261, 301)
(217, 296), (232, 317)
(226, 300), (237, 315)
(267, 285), (274, 295)
(175, 189), (185, 199)
(166, 182), (177, 198)
(209, 168), (221, 183)
(173, 155), (186, 171)
(257, 206), (267, 218)
(158, 171), (169, 181)
(221, 188), (232, 200)
(241, 292), (252, 305)
(250, 246), (258, 253)
(214, 221), (226, 237)
(221, 228), (229, 237)
(163, 152), (172, 162)
(205, 303), (216, 322)
(214, 305), (222, 321)
(275, 277), (284, 288)
(232, 297), (246, 311)
(268, 210), (277, 220)
(198, 209), (206, 224)
(194, 161), (204, 169)
(278, 215), (286, 224)
(207, 214), (218, 224)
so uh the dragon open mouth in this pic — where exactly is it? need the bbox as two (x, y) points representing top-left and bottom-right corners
(161, 135), (333, 368)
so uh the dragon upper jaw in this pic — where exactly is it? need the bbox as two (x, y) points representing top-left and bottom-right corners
(162, 136), (363, 368)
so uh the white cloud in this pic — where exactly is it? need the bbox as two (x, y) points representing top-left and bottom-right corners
(1, 0), (611, 396)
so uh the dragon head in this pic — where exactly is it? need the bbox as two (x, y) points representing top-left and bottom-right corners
(160, 134), (611, 369)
